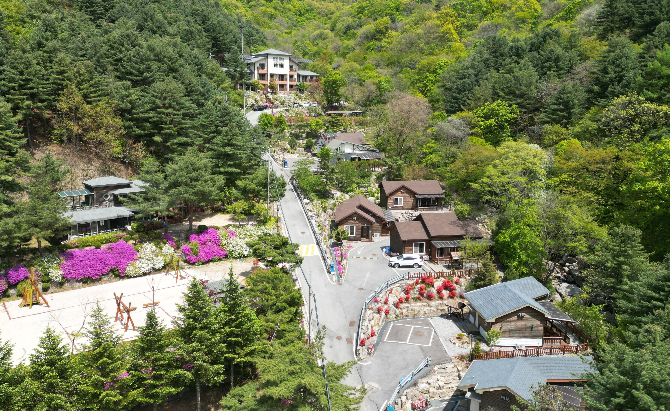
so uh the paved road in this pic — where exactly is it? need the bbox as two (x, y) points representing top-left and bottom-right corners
(267, 154), (446, 411)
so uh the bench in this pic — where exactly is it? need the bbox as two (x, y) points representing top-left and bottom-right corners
(143, 302), (160, 308)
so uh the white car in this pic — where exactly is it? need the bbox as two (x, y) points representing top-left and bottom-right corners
(302, 102), (310, 108)
(388, 254), (424, 268)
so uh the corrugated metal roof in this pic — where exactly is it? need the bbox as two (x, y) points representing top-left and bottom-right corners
(110, 186), (145, 195)
(293, 58), (313, 63)
(82, 176), (131, 187)
(537, 301), (575, 322)
(432, 240), (462, 248)
(297, 70), (320, 76)
(59, 189), (93, 197)
(458, 356), (593, 401)
(464, 277), (550, 322)
(255, 48), (292, 56)
(65, 206), (134, 224)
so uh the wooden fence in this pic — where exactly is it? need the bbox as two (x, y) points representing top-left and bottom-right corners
(473, 343), (589, 360)
(407, 269), (474, 279)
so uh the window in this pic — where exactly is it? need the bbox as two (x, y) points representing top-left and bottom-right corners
(436, 248), (445, 258)
(258, 74), (266, 80)
(259, 63), (266, 70)
(413, 242), (425, 254)
(393, 197), (403, 207)
(273, 56), (285, 68)
(347, 225), (356, 236)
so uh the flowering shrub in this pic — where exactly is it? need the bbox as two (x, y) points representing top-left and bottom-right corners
(219, 225), (275, 259)
(417, 294), (423, 300)
(395, 301), (400, 308)
(439, 292), (445, 299)
(384, 297), (388, 304)
(7, 264), (30, 284)
(125, 243), (170, 277)
(163, 233), (177, 248)
(449, 290), (457, 298)
(455, 278), (461, 284)
(414, 279), (420, 284)
(427, 291), (435, 300)
(371, 329), (376, 337)
(436, 285), (444, 293)
(360, 338), (366, 347)
(0, 274), (7, 295)
(384, 307), (390, 315)
(374, 297), (379, 303)
(60, 240), (138, 281)
(398, 296), (404, 303)
(32, 255), (63, 283)
(181, 228), (227, 264)
(377, 306), (383, 313)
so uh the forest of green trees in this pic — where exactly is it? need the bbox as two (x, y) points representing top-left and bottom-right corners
(1, 0), (670, 409)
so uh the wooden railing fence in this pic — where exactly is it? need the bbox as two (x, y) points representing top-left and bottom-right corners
(473, 343), (589, 360)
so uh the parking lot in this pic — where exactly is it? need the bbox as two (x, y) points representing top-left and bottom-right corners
(383, 319), (435, 347)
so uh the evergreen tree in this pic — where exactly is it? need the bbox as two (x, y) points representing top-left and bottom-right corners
(216, 268), (263, 389)
(21, 152), (71, 255)
(590, 36), (640, 105)
(467, 253), (500, 290)
(121, 158), (170, 233)
(78, 303), (128, 410)
(0, 331), (20, 411)
(175, 279), (224, 411)
(129, 309), (189, 411)
(0, 97), (29, 255)
(164, 148), (225, 233)
(28, 327), (79, 411)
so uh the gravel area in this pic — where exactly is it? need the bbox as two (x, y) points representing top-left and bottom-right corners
(430, 317), (474, 357)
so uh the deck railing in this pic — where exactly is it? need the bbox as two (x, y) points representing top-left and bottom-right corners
(473, 343), (589, 360)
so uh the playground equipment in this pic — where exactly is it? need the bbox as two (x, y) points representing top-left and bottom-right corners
(113, 292), (136, 332)
(19, 268), (50, 309)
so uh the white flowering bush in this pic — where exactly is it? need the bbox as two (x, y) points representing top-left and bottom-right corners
(32, 254), (63, 283)
(125, 243), (171, 277)
(220, 224), (277, 259)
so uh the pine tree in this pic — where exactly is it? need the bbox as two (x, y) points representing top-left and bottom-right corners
(21, 152), (71, 255)
(217, 268), (263, 389)
(175, 279), (224, 411)
(78, 303), (127, 410)
(467, 253), (500, 290)
(28, 327), (78, 411)
(0, 331), (19, 411)
(121, 158), (170, 233)
(130, 309), (189, 411)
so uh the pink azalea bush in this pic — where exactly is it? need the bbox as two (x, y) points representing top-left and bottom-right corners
(163, 233), (177, 248)
(181, 228), (227, 264)
(0, 273), (7, 294)
(7, 264), (30, 284)
(60, 240), (138, 280)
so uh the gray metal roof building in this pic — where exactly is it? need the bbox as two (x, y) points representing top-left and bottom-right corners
(82, 176), (131, 188)
(464, 277), (551, 322)
(458, 356), (593, 402)
(65, 206), (134, 224)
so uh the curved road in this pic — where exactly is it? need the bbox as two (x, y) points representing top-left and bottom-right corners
(251, 110), (444, 411)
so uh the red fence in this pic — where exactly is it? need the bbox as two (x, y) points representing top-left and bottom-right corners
(407, 269), (474, 279)
(473, 343), (589, 360)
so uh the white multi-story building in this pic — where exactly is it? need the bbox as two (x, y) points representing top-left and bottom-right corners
(236, 48), (320, 92)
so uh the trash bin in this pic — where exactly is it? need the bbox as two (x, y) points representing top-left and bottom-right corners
(384, 246), (391, 254)
(330, 262), (335, 274)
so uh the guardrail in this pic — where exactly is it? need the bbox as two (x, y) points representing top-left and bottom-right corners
(356, 273), (406, 357)
(388, 356), (432, 408)
(290, 177), (333, 277)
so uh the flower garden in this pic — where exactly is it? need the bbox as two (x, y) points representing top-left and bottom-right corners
(357, 275), (467, 359)
(0, 223), (277, 299)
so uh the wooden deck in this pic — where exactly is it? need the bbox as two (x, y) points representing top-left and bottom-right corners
(473, 343), (590, 360)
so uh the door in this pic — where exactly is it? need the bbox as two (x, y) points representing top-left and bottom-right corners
(361, 226), (370, 239)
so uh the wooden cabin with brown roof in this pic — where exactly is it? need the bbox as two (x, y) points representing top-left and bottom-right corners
(380, 180), (445, 210)
(333, 194), (394, 241)
(389, 212), (483, 261)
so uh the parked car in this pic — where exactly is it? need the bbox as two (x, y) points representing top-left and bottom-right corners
(302, 102), (310, 108)
(388, 254), (424, 268)
(293, 103), (300, 108)
(253, 105), (266, 111)
(310, 102), (318, 107)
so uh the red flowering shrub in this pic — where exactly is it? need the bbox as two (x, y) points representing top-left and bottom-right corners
(419, 284), (426, 292)
(371, 329), (376, 337)
(395, 302), (400, 308)
(377, 306), (383, 313)
(436, 285), (444, 292)
(449, 290), (457, 298)
(415, 279), (420, 284)
(405, 284), (413, 292)
(374, 297), (379, 303)
(417, 294), (423, 300)
(425, 277), (435, 287)
(443, 280), (453, 288)
(421, 275), (428, 283)
(455, 278), (461, 284)
(439, 292), (445, 299)
(384, 297), (389, 304)
(449, 284), (457, 291)
(360, 338), (367, 346)
(398, 296), (404, 303)
(427, 292), (435, 300)
(384, 307), (390, 315)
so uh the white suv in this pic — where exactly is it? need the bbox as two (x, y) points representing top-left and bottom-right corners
(388, 254), (424, 268)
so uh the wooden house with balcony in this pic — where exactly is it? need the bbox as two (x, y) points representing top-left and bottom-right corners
(458, 356), (593, 411)
(380, 180), (445, 211)
(388, 212), (482, 259)
(333, 195), (394, 241)
(464, 277), (584, 349)
(60, 176), (146, 239)
(222, 49), (319, 93)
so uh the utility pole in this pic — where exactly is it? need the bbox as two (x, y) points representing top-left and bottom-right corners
(239, 21), (245, 55)
(240, 20), (246, 115)
(308, 271), (312, 345)
(267, 155), (271, 210)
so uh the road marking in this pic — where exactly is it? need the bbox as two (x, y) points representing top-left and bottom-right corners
(298, 244), (317, 256)
(362, 271), (370, 287)
(350, 256), (378, 259)
(406, 326), (414, 343)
